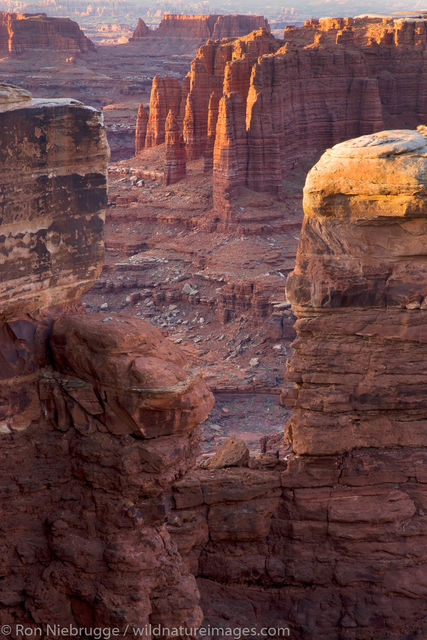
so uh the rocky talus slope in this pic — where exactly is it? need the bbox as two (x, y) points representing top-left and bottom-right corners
(138, 16), (427, 219)
(0, 85), (213, 634)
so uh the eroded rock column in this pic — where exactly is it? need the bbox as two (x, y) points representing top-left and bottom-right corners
(164, 109), (186, 185)
(282, 129), (427, 638)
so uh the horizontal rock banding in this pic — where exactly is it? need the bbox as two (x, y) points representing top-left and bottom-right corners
(280, 129), (427, 634)
(0, 92), (108, 321)
(140, 15), (427, 216)
(0, 11), (95, 54)
(130, 13), (270, 41)
(0, 88), (213, 632)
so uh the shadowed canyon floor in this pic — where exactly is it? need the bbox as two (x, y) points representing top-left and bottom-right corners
(82, 147), (307, 453)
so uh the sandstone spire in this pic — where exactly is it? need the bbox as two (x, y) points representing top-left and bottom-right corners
(203, 91), (220, 172)
(135, 103), (148, 155)
(164, 109), (186, 185)
(145, 76), (181, 148)
(212, 92), (247, 216)
(130, 17), (150, 39)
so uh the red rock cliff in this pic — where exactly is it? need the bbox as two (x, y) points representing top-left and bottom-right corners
(281, 129), (427, 636)
(0, 84), (214, 633)
(0, 12), (95, 54)
(166, 129), (427, 640)
(131, 13), (269, 40)
(140, 15), (427, 218)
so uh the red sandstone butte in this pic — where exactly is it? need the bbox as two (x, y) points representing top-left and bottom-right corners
(130, 13), (270, 41)
(0, 11), (95, 54)
(140, 15), (427, 216)
(135, 103), (148, 155)
(164, 109), (186, 185)
(131, 17), (150, 38)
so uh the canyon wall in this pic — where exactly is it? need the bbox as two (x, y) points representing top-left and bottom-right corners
(1, 82), (426, 639)
(138, 16), (427, 213)
(0, 84), (214, 634)
(130, 14), (270, 41)
(168, 129), (427, 639)
(280, 129), (427, 637)
(0, 12), (95, 54)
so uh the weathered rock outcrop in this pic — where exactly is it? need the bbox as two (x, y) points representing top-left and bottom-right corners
(130, 13), (269, 41)
(0, 88), (108, 320)
(164, 110), (186, 185)
(0, 12), (95, 54)
(144, 76), (181, 148)
(285, 128), (427, 452)
(165, 129), (427, 640)
(135, 103), (148, 155)
(281, 129), (427, 637)
(0, 84), (214, 633)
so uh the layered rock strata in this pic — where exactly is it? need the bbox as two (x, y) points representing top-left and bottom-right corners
(164, 110), (186, 185)
(135, 103), (148, 155)
(0, 12), (95, 54)
(130, 14), (269, 41)
(145, 76), (181, 148)
(281, 129), (427, 637)
(141, 15), (427, 217)
(164, 130), (427, 639)
(0, 87), (108, 320)
(0, 85), (214, 633)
